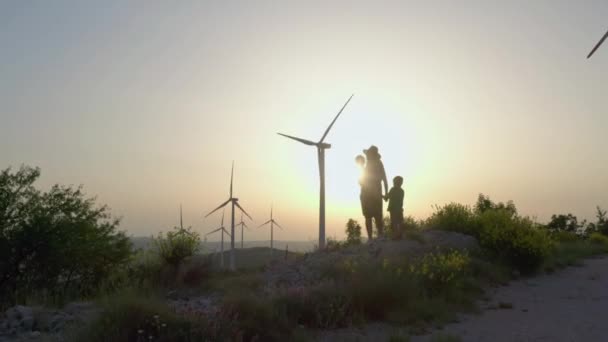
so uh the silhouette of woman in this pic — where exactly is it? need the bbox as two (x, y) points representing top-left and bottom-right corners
(358, 145), (388, 240)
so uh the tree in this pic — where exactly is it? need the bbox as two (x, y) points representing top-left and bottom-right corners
(474, 194), (517, 217)
(345, 219), (362, 245)
(587, 206), (608, 235)
(0, 166), (132, 304)
(154, 226), (200, 267)
(546, 213), (585, 233)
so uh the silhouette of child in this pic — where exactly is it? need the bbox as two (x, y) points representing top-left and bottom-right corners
(386, 176), (404, 239)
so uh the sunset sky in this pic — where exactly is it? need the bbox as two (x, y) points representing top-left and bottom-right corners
(1, 1), (607, 241)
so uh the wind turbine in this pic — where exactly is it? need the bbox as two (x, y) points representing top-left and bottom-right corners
(205, 209), (231, 269)
(205, 162), (252, 271)
(257, 205), (283, 256)
(277, 94), (354, 249)
(236, 213), (250, 249)
(587, 28), (608, 59)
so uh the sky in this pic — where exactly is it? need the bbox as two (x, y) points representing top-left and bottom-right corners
(1, 1), (607, 241)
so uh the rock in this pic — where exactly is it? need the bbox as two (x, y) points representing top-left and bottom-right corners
(30, 330), (41, 338)
(5, 305), (35, 332)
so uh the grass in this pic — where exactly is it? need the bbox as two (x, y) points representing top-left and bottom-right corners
(543, 240), (608, 272)
(68, 290), (209, 342)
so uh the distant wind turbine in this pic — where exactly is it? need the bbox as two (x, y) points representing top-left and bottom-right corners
(278, 94), (354, 249)
(587, 28), (608, 59)
(205, 209), (231, 269)
(205, 162), (252, 271)
(236, 213), (249, 249)
(257, 205), (283, 256)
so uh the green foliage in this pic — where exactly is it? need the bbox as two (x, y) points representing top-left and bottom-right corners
(153, 226), (200, 267)
(547, 213), (585, 233)
(477, 210), (553, 273)
(0, 166), (132, 305)
(410, 250), (471, 295)
(69, 291), (209, 342)
(425, 203), (477, 235)
(345, 219), (362, 245)
(403, 215), (421, 231)
(474, 193), (517, 217)
(589, 232), (608, 245)
(550, 230), (581, 242)
(587, 207), (608, 235)
(428, 195), (553, 274)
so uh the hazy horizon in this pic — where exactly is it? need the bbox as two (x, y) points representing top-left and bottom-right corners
(1, 1), (607, 241)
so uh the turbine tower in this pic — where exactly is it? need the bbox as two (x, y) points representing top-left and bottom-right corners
(257, 205), (283, 256)
(205, 210), (231, 268)
(236, 213), (249, 249)
(205, 162), (252, 271)
(278, 94), (353, 249)
(587, 28), (608, 59)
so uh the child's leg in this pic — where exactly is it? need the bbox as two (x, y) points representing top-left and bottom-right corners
(389, 211), (397, 239)
(375, 214), (384, 238)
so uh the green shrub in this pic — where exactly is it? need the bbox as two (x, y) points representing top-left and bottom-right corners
(345, 219), (362, 245)
(410, 250), (471, 295)
(0, 166), (132, 305)
(477, 210), (553, 274)
(70, 291), (209, 342)
(550, 230), (581, 242)
(425, 203), (478, 235)
(154, 226), (200, 267)
(589, 232), (608, 245)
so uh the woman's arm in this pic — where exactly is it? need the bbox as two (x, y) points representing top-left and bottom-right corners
(381, 162), (389, 195)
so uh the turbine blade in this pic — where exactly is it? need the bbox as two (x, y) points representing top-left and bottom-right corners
(319, 94), (354, 143)
(277, 133), (316, 146)
(273, 220), (284, 230)
(234, 202), (253, 220)
(230, 161), (234, 197)
(221, 208), (225, 227)
(205, 199), (231, 218)
(257, 219), (272, 228)
(222, 228), (232, 238)
(205, 227), (222, 236)
(180, 203), (183, 230)
(588, 28), (608, 59)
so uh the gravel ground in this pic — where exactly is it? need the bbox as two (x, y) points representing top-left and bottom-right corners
(414, 257), (608, 342)
(319, 257), (608, 342)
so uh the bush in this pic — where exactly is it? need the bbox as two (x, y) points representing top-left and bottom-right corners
(0, 166), (132, 305)
(345, 219), (362, 245)
(425, 203), (478, 235)
(589, 232), (608, 245)
(477, 210), (553, 274)
(410, 250), (471, 295)
(69, 291), (210, 342)
(428, 196), (554, 274)
(154, 226), (200, 267)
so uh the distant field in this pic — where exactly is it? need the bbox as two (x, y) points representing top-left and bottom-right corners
(130, 236), (316, 253)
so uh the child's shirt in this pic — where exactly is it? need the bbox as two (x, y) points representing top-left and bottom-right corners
(387, 187), (404, 212)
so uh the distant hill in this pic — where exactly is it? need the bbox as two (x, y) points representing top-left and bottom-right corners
(200, 246), (301, 270)
(129, 236), (316, 253)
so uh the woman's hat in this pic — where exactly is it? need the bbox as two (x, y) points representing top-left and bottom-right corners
(363, 145), (379, 156)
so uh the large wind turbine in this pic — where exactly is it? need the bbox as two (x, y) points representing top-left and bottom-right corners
(278, 94), (354, 249)
(205, 210), (231, 269)
(257, 206), (283, 256)
(236, 213), (249, 249)
(205, 162), (252, 271)
(588, 28), (608, 59)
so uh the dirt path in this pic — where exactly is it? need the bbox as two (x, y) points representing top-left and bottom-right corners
(412, 256), (608, 342)
(318, 257), (608, 341)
